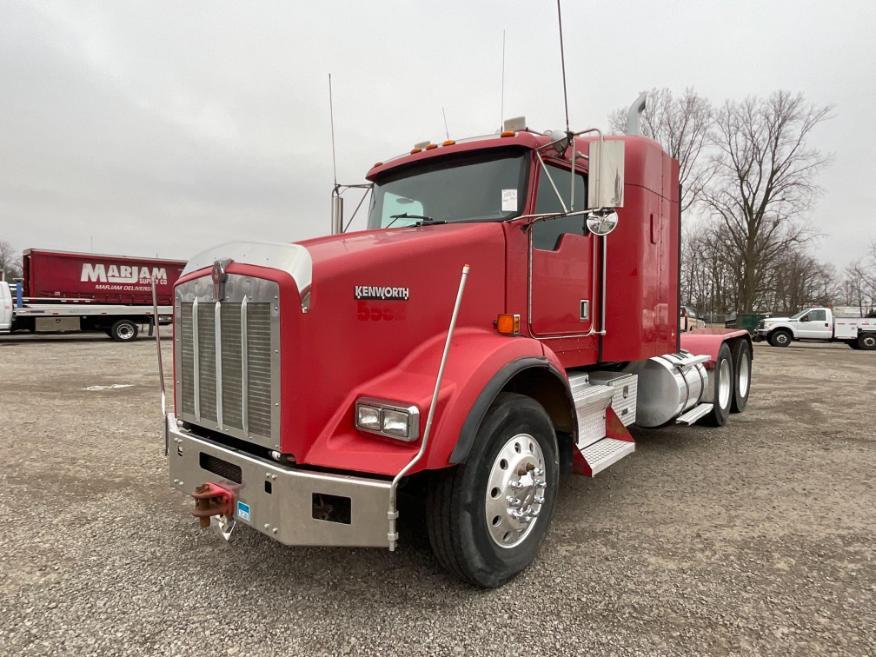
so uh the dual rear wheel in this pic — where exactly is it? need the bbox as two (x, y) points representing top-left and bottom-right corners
(706, 339), (751, 425)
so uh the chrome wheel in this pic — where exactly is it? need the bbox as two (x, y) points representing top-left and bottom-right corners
(737, 351), (750, 397)
(775, 333), (789, 346)
(718, 358), (732, 409)
(484, 433), (547, 549)
(117, 324), (135, 340)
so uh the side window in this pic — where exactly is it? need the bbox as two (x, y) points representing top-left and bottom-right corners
(380, 192), (425, 227)
(532, 164), (587, 251)
(809, 309), (826, 322)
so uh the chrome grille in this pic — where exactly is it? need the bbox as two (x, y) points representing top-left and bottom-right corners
(220, 302), (243, 429)
(197, 302), (217, 422)
(175, 275), (280, 450)
(247, 302), (273, 438)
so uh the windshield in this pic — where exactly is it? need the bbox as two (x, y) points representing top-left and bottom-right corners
(367, 150), (528, 229)
(789, 309), (812, 320)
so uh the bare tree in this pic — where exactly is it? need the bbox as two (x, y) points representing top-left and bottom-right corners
(610, 88), (713, 212)
(703, 91), (832, 312)
(0, 240), (22, 281)
(841, 241), (876, 314)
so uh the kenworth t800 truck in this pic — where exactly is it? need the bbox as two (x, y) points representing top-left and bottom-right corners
(162, 108), (752, 588)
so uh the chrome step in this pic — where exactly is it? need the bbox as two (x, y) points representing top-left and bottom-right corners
(568, 374), (615, 449)
(579, 437), (635, 476)
(676, 402), (713, 425)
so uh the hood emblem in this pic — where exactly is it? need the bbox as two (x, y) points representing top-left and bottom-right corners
(354, 285), (410, 301)
(212, 259), (232, 301)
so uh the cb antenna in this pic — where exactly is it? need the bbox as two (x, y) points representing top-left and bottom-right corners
(556, 0), (570, 134)
(328, 73), (338, 188)
(499, 29), (506, 130)
(442, 106), (450, 140)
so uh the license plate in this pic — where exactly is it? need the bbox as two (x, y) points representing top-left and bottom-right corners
(236, 500), (251, 523)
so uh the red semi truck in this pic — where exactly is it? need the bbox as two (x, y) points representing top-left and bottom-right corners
(0, 249), (185, 341)
(163, 107), (752, 587)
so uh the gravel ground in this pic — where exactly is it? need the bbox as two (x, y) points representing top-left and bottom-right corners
(1, 335), (874, 656)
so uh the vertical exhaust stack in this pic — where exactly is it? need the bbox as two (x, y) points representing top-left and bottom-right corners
(625, 92), (647, 136)
(331, 191), (344, 235)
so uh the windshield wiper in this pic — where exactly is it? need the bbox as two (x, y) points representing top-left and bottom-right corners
(385, 212), (446, 229)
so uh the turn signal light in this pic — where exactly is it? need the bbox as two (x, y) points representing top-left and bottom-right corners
(496, 313), (520, 335)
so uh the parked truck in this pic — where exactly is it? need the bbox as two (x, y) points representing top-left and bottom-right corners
(755, 306), (876, 349)
(0, 249), (185, 341)
(162, 106), (753, 588)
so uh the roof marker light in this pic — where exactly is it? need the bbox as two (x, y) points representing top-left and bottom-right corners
(442, 139), (456, 146)
(500, 130), (515, 138)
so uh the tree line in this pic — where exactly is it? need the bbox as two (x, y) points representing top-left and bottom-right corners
(611, 89), (875, 318)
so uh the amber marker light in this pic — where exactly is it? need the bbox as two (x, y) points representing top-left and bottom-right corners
(410, 147), (423, 154)
(496, 313), (521, 335)
(425, 143), (438, 150)
(500, 130), (515, 138)
(442, 139), (456, 146)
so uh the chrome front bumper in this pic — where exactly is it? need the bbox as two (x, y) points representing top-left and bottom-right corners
(165, 413), (392, 548)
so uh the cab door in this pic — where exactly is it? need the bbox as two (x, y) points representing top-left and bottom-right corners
(528, 161), (599, 363)
(796, 308), (832, 339)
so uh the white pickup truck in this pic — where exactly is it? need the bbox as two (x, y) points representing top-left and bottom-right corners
(756, 307), (876, 350)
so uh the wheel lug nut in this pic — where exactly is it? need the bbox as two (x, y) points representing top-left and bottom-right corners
(506, 496), (521, 506)
(534, 495), (545, 504)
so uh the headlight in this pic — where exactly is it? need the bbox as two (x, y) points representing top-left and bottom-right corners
(354, 398), (420, 442)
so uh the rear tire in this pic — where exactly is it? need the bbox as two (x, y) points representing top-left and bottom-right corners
(110, 319), (138, 342)
(730, 340), (751, 413)
(425, 393), (559, 588)
(768, 330), (792, 347)
(858, 333), (876, 350)
(704, 343), (733, 426)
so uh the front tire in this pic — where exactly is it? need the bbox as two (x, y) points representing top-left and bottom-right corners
(859, 333), (876, 350)
(425, 393), (559, 588)
(705, 343), (734, 426)
(769, 330), (792, 347)
(110, 319), (139, 342)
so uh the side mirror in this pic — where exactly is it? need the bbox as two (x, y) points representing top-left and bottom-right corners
(586, 211), (619, 236)
(799, 315), (809, 323)
(587, 139), (624, 209)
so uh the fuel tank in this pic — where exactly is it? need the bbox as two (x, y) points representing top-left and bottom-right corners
(630, 352), (709, 427)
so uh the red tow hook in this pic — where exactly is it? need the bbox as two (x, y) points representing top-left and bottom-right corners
(191, 482), (237, 528)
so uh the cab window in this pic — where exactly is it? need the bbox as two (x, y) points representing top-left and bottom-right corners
(532, 163), (587, 251)
(808, 309), (827, 322)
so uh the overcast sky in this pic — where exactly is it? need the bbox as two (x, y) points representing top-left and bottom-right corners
(2, 0), (874, 269)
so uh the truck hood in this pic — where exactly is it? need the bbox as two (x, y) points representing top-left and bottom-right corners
(286, 222), (509, 468)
